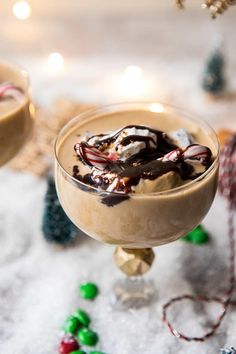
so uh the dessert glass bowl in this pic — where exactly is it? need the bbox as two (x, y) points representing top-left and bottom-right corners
(0, 61), (34, 166)
(54, 102), (219, 308)
(55, 102), (219, 247)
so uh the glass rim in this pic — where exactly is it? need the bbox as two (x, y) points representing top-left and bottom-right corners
(0, 60), (31, 118)
(0, 59), (30, 88)
(54, 101), (220, 197)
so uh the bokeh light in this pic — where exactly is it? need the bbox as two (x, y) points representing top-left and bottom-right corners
(13, 1), (31, 20)
(47, 53), (65, 73)
(124, 66), (143, 82)
(148, 103), (164, 113)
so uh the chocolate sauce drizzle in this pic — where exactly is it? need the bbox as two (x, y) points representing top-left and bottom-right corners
(72, 125), (213, 206)
(87, 125), (176, 156)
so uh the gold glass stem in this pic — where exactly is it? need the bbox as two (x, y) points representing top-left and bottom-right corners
(114, 247), (155, 277)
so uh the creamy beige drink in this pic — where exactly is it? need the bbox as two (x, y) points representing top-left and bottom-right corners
(0, 61), (33, 166)
(55, 103), (219, 248)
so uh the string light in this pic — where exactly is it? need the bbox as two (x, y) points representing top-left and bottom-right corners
(111, 65), (154, 100)
(119, 65), (145, 97)
(148, 103), (164, 113)
(13, 1), (31, 20)
(124, 66), (143, 82)
(47, 53), (64, 73)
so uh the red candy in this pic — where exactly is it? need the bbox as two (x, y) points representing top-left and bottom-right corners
(0, 83), (23, 100)
(75, 142), (113, 170)
(163, 144), (211, 162)
(107, 151), (118, 161)
(59, 336), (80, 354)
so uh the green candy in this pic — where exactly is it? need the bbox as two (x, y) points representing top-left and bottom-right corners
(79, 282), (99, 300)
(78, 328), (99, 346)
(70, 351), (87, 354)
(191, 226), (209, 244)
(182, 225), (209, 245)
(181, 234), (192, 242)
(74, 309), (91, 327)
(63, 315), (80, 334)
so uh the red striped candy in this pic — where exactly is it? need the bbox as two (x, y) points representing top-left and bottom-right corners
(163, 144), (211, 162)
(0, 83), (23, 101)
(74, 142), (113, 170)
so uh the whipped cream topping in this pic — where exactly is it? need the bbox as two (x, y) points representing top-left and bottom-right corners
(87, 126), (158, 162)
(73, 125), (212, 195)
(167, 128), (193, 148)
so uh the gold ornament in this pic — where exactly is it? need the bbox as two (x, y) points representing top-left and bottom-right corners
(114, 247), (155, 277)
(201, 0), (215, 7)
(203, 0), (228, 18)
(176, 0), (236, 17)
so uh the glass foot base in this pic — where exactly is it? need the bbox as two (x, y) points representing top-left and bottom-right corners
(110, 277), (156, 310)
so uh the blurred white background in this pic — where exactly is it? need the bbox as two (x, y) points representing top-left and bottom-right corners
(0, 0), (236, 121)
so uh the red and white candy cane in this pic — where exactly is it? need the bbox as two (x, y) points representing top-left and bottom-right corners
(163, 144), (211, 162)
(74, 142), (116, 170)
(162, 136), (236, 341)
(0, 83), (23, 101)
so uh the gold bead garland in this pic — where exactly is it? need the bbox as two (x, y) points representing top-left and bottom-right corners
(176, 0), (236, 17)
(176, 0), (185, 9)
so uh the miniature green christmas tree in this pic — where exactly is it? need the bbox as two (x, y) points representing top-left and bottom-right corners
(202, 47), (225, 96)
(42, 178), (77, 245)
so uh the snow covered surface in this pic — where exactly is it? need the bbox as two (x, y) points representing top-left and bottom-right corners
(0, 168), (235, 354)
(1, 56), (236, 352)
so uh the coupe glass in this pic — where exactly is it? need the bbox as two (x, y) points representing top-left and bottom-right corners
(0, 60), (34, 166)
(54, 102), (219, 308)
